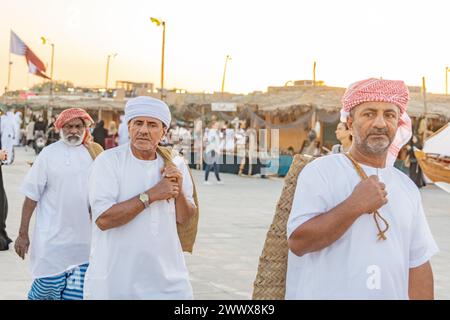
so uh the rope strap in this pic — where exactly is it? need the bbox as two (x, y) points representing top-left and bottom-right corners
(344, 153), (389, 241)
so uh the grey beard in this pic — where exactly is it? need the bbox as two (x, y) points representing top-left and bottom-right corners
(354, 134), (392, 155)
(61, 131), (84, 146)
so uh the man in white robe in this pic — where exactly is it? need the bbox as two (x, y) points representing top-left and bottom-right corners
(85, 96), (197, 299)
(0, 110), (17, 165)
(118, 115), (129, 145)
(286, 78), (439, 300)
(14, 108), (96, 300)
(14, 111), (23, 146)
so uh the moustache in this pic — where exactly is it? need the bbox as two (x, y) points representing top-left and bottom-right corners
(136, 136), (153, 141)
(367, 128), (389, 136)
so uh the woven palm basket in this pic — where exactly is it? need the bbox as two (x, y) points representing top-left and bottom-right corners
(158, 146), (199, 253)
(252, 154), (312, 300)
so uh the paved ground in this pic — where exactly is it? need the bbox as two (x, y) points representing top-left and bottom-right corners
(1, 147), (449, 299)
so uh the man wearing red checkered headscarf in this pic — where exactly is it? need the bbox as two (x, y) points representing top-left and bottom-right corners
(54, 108), (94, 145)
(286, 78), (438, 300)
(340, 78), (412, 166)
(14, 107), (101, 300)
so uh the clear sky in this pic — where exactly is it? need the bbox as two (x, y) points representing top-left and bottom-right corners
(1, 0), (450, 94)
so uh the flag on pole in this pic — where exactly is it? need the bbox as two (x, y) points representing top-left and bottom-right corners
(10, 30), (50, 79)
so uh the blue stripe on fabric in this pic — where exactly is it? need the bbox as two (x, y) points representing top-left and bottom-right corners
(33, 280), (65, 288)
(62, 290), (84, 297)
(28, 285), (61, 300)
(31, 283), (62, 295)
(31, 284), (64, 294)
(34, 276), (64, 283)
(28, 264), (89, 300)
(28, 275), (64, 300)
(61, 292), (84, 300)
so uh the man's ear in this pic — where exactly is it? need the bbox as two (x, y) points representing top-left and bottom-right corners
(347, 116), (354, 134)
(161, 126), (168, 139)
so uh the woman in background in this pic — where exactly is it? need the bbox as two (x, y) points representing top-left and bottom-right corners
(331, 122), (352, 154)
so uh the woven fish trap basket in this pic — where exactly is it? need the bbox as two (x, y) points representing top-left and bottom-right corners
(252, 154), (312, 300)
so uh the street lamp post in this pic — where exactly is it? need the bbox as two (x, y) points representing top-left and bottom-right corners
(422, 76), (428, 142)
(150, 17), (166, 100)
(446, 66), (449, 96)
(313, 61), (317, 86)
(41, 37), (55, 96)
(41, 36), (55, 121)
(221, 55), (232, 95)
(6, 61), (12, 94)
(105, 53), (117, 94)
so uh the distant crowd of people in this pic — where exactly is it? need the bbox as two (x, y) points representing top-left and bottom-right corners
(166, 118), (260, 184)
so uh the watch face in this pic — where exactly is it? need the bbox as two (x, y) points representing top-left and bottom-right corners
(140, 193), (149, 202)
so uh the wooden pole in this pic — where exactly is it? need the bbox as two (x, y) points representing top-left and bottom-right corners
(446, 66), (448, 96)
(105, 55), (111, 91)
(422, 76), (428, 142)
(313, 61), (316, 86)
(221, 55), (231, 96)
(161, 21), (166, 100)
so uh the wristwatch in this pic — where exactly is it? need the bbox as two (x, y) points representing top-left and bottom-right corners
(139, 192), (150, 209)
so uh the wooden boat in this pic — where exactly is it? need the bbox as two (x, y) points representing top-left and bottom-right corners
(414, 149), (450, 184)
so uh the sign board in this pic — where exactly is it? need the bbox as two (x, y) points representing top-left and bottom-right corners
(211, 102), (237, 112)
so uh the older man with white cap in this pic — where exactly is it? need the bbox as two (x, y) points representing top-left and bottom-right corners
(85, 96), (197, 299)
(286, 78), (438, 299)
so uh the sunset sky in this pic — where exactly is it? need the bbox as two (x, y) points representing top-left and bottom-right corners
(1, 0), (450, 94)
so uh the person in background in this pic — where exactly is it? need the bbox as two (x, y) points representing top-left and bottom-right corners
(394, 145), (409, 175)
(332, 122), (352, 154)
(25, 116), (36, 152)
(204, 121), (222, 185)
(236, 122), (247, 176)
(301, 129), (318, 156)
(118, 115), (129, 145)
(0, 110), (16, 165)
(0, 148), (11, 250)
(33, 116), (46, 134)
(407, 135), (426, 188)
(105, 121), (118, 149)
(224, 122), (235, 154)
(14, 111), (23, 146)
(92, 120), (108, 149)
(46, 115), (60, 146)
(312, 141), (322, 157)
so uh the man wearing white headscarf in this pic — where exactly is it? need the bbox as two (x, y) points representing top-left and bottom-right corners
(85, 96), (197, 299)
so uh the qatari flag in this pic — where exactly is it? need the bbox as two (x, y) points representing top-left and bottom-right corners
(10, 30), (50, 79)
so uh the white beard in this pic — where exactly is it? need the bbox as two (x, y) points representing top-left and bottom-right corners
(61, 130), (85, 147)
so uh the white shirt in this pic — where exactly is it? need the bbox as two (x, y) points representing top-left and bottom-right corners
(21, 140), (92, 279)
(224, 128), (235, 152)
(205, 129), (220, 154)
(84, 143), (194, 300)
(286, 154), (439, 300)
(1, 113), (16, 138)
(14, 112), (22, 145)
(236, 129), (246, 146)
